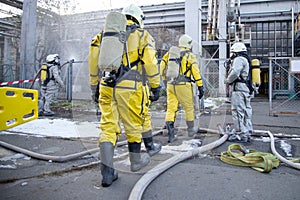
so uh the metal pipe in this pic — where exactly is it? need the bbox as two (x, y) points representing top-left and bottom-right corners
(211, 0), (217, 40)
(206, 0), (213, 40)
(269, 58), (273, 116)
(238, 0), (241, 26)
(67, 60), (73, 102)
(292, 6), (294, 57)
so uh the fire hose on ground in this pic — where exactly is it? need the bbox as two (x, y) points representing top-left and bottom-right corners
(128, 127), (300, 200)
(199, 127), (300, 170)
(0, 129), (164, 162)
(1, 128), (299, 169)
(128, 125), (228, 200)
(0, 126), (299, 199)
(266, 130), (300, 170)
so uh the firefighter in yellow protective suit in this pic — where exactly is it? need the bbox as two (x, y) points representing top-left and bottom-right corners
(160, 34), (204, 143)
(89, 4), (161, 187)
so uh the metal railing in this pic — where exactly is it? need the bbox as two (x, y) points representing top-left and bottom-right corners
(201, 57), (227, 98)
(268, 57), (300, 116)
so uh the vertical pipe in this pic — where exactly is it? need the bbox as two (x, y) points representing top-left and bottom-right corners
(198, 2), (202, 57)
(269, 59), (273, 116)
(3, 36), (12, 81)
(237, 0), (241, 27)
(207, 0), (213, 40)
(219, 0), (227, 95)
(19, 0), (37, 88)
(227, 0), (237, 41)
(67, 61), (73, 102)
(275, 19), (277, 57)
(292, 6), (294, 57)
(211, 0), (217, 40)
(291, 7), (295, 95)
(185, 0), (201, 57)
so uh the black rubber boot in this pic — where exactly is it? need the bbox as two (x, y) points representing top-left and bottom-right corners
(166, 121), (177, 143)
(100, 142), (118, 187)
(143, 137), (162, 156)
(128, 142), (150, 172)
(142, 130), (162, 156)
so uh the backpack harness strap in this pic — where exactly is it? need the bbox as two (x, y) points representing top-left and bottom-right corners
(232, 54), (254, 95)
(114, 25), (146, 84)
(171, 50), (193, 84)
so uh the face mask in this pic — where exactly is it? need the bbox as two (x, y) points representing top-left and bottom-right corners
(230, 52), (237, 60)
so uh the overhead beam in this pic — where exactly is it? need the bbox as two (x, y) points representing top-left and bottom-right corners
(0, 0), (23, 10)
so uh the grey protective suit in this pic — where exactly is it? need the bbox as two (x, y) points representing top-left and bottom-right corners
(39, 64), (64, 114)
(225, 55), (253, 140)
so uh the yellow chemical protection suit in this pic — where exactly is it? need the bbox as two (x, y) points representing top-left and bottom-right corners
(160, 44), (203, 142)
(89, 5), (161, 187)
(161, 48), (203, 121)
(89, 20), (160, 145)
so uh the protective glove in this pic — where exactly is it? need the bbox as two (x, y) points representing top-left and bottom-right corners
(149, 86), (161, 102)
(198, 86), (204, 99)
(91, 84), (99, 103)
(103, 73), (117, 87)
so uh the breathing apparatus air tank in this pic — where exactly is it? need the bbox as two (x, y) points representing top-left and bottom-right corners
(40, 64), (48, 82)
(98, 11), (127, 73)
(251, 59), (261, 94)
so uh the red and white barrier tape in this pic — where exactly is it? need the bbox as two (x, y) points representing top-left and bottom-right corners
(0, 78), (40, 86)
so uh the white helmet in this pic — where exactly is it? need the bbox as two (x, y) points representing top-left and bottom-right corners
(179, 34), (193, 49)
(230, 42), (247, 53)
(46, 54), (60, 64)
(122, 4), (145, 28)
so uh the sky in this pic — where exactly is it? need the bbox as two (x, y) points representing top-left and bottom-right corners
(74, 0), (184, 13)
(0, 0), (184, 17)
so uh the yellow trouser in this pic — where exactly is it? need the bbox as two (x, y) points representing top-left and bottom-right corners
(114, 80), (146, 143)
(165, 82), (195, 122)
(143, 84), (152, 133)
(98, 82), (121, 146)
(99, 78), (146, 145)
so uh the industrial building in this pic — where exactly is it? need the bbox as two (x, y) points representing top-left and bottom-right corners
(0, 0), (299, 99)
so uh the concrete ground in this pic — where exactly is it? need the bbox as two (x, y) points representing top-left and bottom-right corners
(0, 96), (300, 200)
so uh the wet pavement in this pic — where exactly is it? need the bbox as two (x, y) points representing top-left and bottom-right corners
(0, 96), (300, 200)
